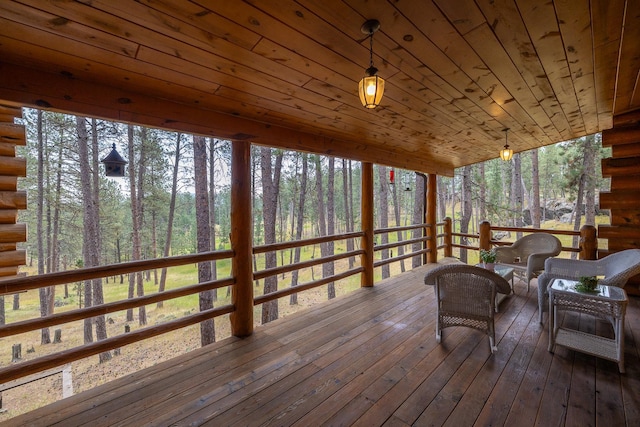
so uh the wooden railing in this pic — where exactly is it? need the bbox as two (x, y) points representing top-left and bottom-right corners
(0, 226), (436, 384)
(373, 224), (431, 268)
(253, 232), (365, 304)
(0, 217), (598, 385)
(439, 217), (599, 260)
(0, 251), (234, 383)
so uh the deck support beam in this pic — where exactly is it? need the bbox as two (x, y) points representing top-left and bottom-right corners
(230, 140), (253, 337)
(361, 162), (374, 287)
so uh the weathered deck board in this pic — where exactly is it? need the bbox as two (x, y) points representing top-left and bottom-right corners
(6, 264), (640, 427)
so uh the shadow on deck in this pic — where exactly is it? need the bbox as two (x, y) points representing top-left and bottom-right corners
(8, 261), (640, 426)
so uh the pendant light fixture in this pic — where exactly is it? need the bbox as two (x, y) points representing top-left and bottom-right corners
(499, 128), (513, 161)
(358, 19), (385, 109)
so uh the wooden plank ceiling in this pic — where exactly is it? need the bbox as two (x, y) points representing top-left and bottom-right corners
(0, 0), (637, 176)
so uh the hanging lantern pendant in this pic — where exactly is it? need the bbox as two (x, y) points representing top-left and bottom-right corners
(359, 19), (385, 109)
(499, 128), (513, 161)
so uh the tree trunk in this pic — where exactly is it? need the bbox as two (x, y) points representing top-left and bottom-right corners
(158, 133), (181, 308)
(290, 153), (308, 305)
(52, 140), (64, 274)
(583, 135), (597, 226)
(77, 117), (93, 344)
(208, 138), (218, 300)
(91, 118), (111, 362)
(530, 149), (541, 228)
(513, 153), (524, 239)
(342, 159), (355, 268)
(572, 169), (586, 260)
(127, 125), (145, 324)
(326, 157), (336, 299)
(391, 170), (406, 273)
(460, 166), (472, 263)
(135, 128), (147, 326)
(377, 166), (390, 279)
(478, 163), (486, 222)
(437, 176), (446, 221)
(37, 110), (51, 344)
(194, 136), (215, 345)
(412, 173), (426, 268)
(260, 147), (283, 323)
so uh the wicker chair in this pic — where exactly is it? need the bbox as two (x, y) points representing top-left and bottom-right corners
(537, 249), (640, 324)
(494, 233), (562, 292)
(424, 264), (511, 353)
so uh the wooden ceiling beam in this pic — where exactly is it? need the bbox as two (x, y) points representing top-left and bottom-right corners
(0, 61), (454, 176)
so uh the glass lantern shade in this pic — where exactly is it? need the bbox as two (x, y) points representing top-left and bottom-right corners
(359, 73), (385, 109)
(500, 146), (514, 161)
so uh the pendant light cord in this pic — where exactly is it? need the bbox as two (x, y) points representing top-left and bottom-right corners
(369, 31), (374, 68)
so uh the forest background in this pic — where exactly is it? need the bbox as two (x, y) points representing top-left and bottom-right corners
(0, 108), (610, 417)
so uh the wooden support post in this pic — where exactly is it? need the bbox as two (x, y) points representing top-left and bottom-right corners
(443, 217), (453, 257)
(230, 140), (253, 336)
(580, 225), (597, 260)
(426, 173), (437, 263)
(361, 162), (374, 287)
(479, 221), (491, 251)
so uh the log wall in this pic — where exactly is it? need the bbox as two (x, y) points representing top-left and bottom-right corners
(0, 103), (27, 281)
(600, 108), (640, 295)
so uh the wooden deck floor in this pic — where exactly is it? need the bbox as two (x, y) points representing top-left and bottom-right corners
(7, 264), (640, 426)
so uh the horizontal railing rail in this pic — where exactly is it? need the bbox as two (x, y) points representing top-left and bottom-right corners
(373, 223), (431, 267)
(252, 232), (367, 305)
(440, 218), (594, 259)
(0, 250), (233, 295)
(0, 250), (235, 384)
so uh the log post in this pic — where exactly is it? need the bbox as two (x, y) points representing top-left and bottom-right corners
(230, 140), (253, 336)
(53, 329), (62, 343)
(443, 217), (453, 257)
(479, 221), (492, 251)
(579, 225), (597, 260)
(361, 162), (374, 287)
(426, 173), (437, 263)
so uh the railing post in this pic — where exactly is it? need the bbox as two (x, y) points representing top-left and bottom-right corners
(580, 225), (597, 260)
(426, 173), (437, 263)
(479, 221), (491, 251)
(443, 217), (453, 257)
(361, 162), (374, 287)
(230, 140), (253, 337)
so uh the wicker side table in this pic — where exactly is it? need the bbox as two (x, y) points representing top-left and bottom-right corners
(475, 264), (514, 312)
(548, 279), (628, 373)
